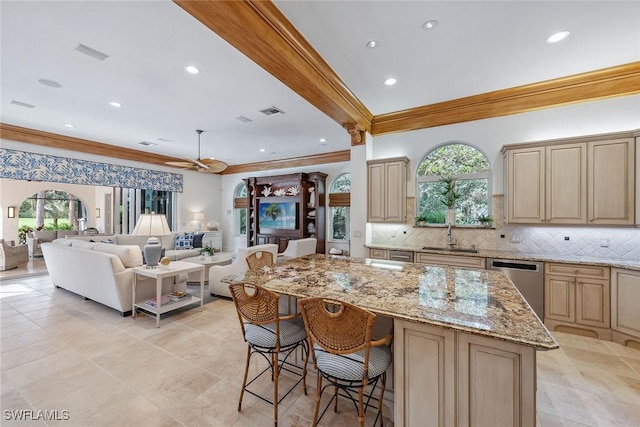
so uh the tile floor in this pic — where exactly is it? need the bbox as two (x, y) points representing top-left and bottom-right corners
(1, 274), (639, 426)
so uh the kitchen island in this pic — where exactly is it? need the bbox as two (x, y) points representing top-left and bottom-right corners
(224, 254), (558, 426)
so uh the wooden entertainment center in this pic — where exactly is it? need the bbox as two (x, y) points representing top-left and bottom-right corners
(244, 172), (327, 253)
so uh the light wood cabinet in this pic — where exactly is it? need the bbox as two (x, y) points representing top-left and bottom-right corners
(394, 320), (537, 427)
(544, 262), (610, 338)
(367, 157), (408, 223)
(588, 138), (635, 225)
(368, 248), (388, 259)
(416, 252), (486, 269)
(610, 268), (640, 348)
(502, 131), (635, 225)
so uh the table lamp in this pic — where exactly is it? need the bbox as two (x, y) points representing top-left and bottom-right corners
(132, 213), (171, 267)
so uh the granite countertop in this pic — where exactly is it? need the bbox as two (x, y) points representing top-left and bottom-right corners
(224, 254), (558, 350)
(367, 243), (640, 271)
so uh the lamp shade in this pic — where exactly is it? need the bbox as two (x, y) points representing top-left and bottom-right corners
(132, 213), (171, 236)
(193, 212), (205, 221)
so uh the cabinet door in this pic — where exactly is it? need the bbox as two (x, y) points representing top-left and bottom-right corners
(546, 143), (587, 223)
(384, 160), (407, 222)
(576, 278), (610, 328)
(507, 147), (545, 223)
(588, 138), (635, 225)
(457, 333), (536, 427)
(545, 274), (575, 323)
(611, 269), (640, 338)
(367, 162), (386, 222)
(394, 320), (455, 427)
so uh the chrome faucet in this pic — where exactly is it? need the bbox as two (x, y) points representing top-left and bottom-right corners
(447, 223), (456, 248)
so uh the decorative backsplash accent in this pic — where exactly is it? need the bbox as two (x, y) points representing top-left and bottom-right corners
(0, 148), (183, 192)
(372, 196), (640, 261)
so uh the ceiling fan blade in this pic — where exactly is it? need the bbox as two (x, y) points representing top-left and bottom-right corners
(202, 159), (228, 173)
(192, 159), (209, 169)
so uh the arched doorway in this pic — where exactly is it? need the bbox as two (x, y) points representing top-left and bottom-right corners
(17, 190), (87, 243)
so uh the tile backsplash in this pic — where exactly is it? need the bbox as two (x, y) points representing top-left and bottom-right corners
(371, 196), (640, 261)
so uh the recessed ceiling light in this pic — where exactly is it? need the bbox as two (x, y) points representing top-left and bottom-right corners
(259, 148), (267, 152)
(64, 123), (75, 128)
(422, 20), (438, 30)
(185, 65), (200, 74)
(38, 79), (62, 88)
(546, 30), (570, 43)
(109, 101), (122, 108)
(366, 40), (378, 48)
(384, 78), (397, 86)
(319, 138), (327, 143)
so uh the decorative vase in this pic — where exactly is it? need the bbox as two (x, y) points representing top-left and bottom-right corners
(144, 237), (162, 268)
(446, 209), (456, 225)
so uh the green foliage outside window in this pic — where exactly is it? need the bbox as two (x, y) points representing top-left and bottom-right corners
(416, 144), (491, 225)
(330, 174), (350, 241)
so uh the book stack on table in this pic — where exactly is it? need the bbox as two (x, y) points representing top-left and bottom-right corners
(145, 292), (188, 307)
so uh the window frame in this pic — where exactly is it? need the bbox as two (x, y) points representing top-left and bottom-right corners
(328, 173), (351, 242)
(415, 142), (492, 225)
(233, 183), (247, 236)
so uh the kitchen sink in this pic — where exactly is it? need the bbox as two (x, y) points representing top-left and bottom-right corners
(421, 246), (479, 254)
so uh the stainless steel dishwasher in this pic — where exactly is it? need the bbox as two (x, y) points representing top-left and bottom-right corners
(487, 258), (544, 319)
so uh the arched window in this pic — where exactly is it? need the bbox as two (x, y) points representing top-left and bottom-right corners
(329, 173), (351, 241)
(416, 143), (491, 225)
(233, 183), (248, 235)
(18, 190), (87, 243)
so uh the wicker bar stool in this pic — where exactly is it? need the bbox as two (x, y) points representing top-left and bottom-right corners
(298, 298), (393, 427)
(246, 250), (275, 271)
(229, 283), (309, 426)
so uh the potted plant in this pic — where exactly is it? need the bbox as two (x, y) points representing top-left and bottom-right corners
(439, 176), (460, 225)
(415, 214), (429, 226)
(199, 245), (215, 260)
(477, 214), (494, 228)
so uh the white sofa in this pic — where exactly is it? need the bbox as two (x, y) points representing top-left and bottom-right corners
(66, 233), (200, 261)
(42, 239), (177, 316)
(208, 244), (279, 298)
(278, 237), (317, 262)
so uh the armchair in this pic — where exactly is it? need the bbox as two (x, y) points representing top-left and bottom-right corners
(27, 230), (78, 258)
(208, 243), (279, 298)
(0, 239), (28, 271)
(278, 237), (317, 262)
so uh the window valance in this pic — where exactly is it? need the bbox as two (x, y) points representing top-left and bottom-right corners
(0, 148), (183, 192)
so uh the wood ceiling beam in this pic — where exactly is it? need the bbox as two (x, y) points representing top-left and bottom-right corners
(0, 123), (184, 167)
(173, 0), (372, 133)
(372, 62), (640, 136)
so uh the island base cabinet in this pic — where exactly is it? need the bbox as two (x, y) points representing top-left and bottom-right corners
(394, 320), (455, 427)
(394, 320), (537, 427)
(457, 333), (536, 427)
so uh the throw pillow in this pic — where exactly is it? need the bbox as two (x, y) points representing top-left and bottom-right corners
(192, 233), (204, 248)
(174, 233), (194, 250)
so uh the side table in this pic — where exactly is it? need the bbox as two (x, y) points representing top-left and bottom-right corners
(182, 252), (233, 283)
(132, 261), (205, 327)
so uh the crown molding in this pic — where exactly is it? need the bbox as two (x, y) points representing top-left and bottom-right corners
(372, 62), (640, 135)
(0, 123), (183, 167)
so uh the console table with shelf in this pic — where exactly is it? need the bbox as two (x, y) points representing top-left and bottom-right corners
(244, 172), (326, 253)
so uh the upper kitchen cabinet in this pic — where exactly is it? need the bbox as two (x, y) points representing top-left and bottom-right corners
(367, 157), (409, 223)
(502, 131), (635, 225)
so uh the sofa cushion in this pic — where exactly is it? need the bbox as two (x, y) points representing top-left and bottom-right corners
(32, 230), (58, 242)
(93, 243), (143, 268)
(71, 240), (96, 250)
(115, 234), (151, 250)
(192, 233), (204, 248)
(175, 233), (194, 249)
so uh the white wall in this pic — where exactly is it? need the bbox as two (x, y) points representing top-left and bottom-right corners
(372, 95), (640, 195)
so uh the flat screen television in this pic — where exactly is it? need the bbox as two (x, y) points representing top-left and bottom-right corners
(258, 200), (298, 230)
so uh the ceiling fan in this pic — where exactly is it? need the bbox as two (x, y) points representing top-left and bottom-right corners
(165, 129), (228, 173)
